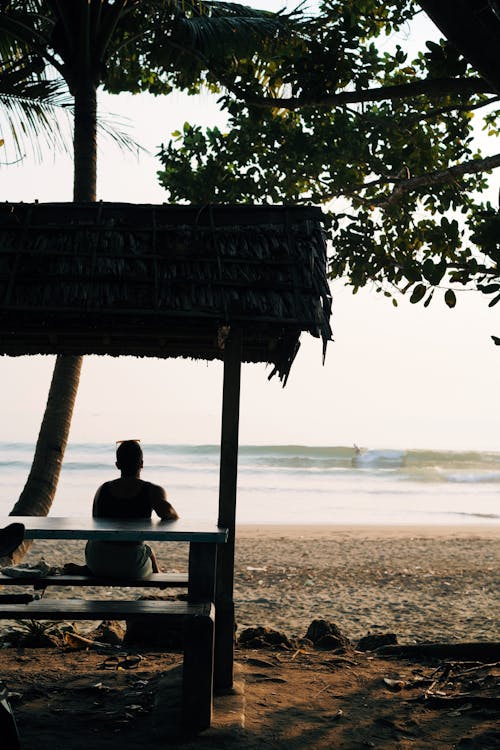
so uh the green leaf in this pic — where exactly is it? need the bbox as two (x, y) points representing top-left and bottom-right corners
(444, 289), (457, 308)
(488, 293), (500, 307)
(478, 284), (500, 294)
(422, 259), (446, 285)
(409, 284), (426, 304)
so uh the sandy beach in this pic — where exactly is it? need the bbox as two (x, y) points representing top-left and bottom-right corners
(4, 523), (499, 644)
(1, 524), (499, 749)
(233, 524), (500, 643)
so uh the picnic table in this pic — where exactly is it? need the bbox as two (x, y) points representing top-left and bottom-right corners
(0, 516), (228, 732)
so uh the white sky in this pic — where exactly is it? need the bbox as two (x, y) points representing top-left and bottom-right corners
(0, 4), (499, 451)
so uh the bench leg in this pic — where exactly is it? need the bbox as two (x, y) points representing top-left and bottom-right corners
(181, 607), (215, 732)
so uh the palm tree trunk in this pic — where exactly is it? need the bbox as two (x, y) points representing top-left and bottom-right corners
(5, 356), (83, 563)
(3, 82), (97, 563)
(10, 355), (83, 518)
(73, 82), (97, 201)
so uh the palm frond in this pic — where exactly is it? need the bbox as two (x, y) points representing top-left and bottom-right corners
(0, 45), (73, 163)
(95, 0), (131, 58)
(0, 5), (69, 162)
(136, 0), (293, 56)
(0, 82), (72, 162)
(181, 0), (290, 46)
(0, 7), (55, 57)
(96, 110), (145, 157)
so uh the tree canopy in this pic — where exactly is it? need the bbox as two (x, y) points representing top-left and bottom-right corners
(3, 1), (499, 312)
(155, 0), (500, 313)
(0, 1), (291, 161)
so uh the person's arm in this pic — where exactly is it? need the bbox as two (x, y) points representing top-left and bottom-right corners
(150, 484), (179, 520)
(91, 486), (103, 518)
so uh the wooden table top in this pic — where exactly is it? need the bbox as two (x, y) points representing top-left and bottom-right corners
(0, 517), (228, 543)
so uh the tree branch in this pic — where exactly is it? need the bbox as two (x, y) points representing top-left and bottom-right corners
(413, 95), (500, 122)
(367, 153), (500, 206)
(245, 77), (494, 109)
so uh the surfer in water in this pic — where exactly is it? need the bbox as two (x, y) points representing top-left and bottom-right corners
(352, 444), (363, 466)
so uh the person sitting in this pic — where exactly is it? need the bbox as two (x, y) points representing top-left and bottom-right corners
(85, 440), (178, 578)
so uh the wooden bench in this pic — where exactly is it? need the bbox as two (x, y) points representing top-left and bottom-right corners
(0, 597), (215, 731)
(0, 516), (228, 732)
(0, 571), (188, 589)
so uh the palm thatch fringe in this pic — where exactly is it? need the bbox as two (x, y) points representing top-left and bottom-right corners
(0, 202), (332, 382)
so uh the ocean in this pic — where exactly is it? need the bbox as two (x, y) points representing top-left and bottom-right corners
(1, 443), (499, 526)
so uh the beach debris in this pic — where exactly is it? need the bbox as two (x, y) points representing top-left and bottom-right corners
(63, 631), (95, 650)
(5, 690), (22, 704)
(374, 716), (419, 737)
(247, 673), (287, 684)
(383, 677), (406, 691)
(375, 642), (500, 662)
(357, 633), (398, 652)
(304, 620), (351, 652)
(125, 703), (146, 716)
(448, 703), (473, 715)
(91, 683), (113, 692)
(322, 656), (358, 669)
(4, 619), (69, 648)
(245, 657), (280, 669)
(62, 631), (122, 653)
(291, 648), (311, 660)
(90, 620), (125, 645)
(100, 654), (143, 671)
(423, 660), (500, 708)
(238, 626), (296, 650)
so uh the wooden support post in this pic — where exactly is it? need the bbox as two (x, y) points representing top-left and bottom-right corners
(214, 330), (242, 691)
(188, 542), (216, 602)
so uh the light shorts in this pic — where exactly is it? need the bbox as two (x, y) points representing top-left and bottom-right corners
(85, 540), (153, 579)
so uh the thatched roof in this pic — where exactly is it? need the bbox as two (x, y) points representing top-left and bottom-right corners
(0, 202), (332, 382)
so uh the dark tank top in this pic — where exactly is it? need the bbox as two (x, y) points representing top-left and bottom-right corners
(93, 481), (153, 520)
